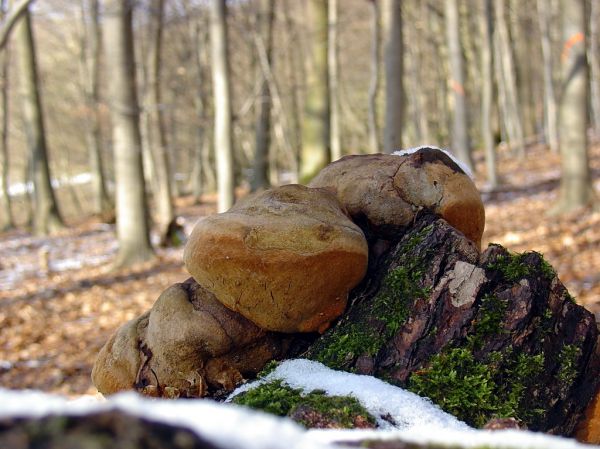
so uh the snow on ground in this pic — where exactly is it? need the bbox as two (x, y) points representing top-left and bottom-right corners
(1, 359), (597, 449)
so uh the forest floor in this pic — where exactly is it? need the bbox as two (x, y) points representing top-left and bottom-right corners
(0, 143), (599, 397)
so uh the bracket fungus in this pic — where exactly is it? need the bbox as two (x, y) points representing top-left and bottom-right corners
(183, 184), (369, 333)
(308, 147), (485, 248)
(92, 278), (292, 397)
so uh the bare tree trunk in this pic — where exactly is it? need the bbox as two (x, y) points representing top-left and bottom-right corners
(494, 0), (525, 157)
(15, 6), (64, 236)
(103, 0), (154, 267)
(481, 0), (498, 188)
(0, 1), (13, 230)
(147, 0), (174, 243)
(537, 0), (559, 153)
(367, 0), (380, 154)
(444, 0), (472, 170)
(251, 0), (274, 191)
(328, 0), (341, 161)
(79, 0), (112, 215)
(551, 0), (595, 213)
(382, 0), (403, 154)
(283, 2), (302, 174)
(210, 0), (235, 212)
(300, 0), (330, 181)
(589, 0), (600, 137)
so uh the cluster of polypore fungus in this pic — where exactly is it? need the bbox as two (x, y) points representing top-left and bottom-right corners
(92, 147), (485, 398)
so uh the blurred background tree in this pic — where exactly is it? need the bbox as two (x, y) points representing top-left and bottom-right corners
(0, 0), (597, 266)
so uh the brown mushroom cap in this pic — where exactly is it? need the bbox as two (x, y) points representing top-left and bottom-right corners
(308, 148), (485, 248)
(183, 184), (368, 333)
(92, 279), (291, 396)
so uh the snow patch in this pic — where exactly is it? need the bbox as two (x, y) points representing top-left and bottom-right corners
(228, 359), (467, 431)
(393, 145), (474, 179)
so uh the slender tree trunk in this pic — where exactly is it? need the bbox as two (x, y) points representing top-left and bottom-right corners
(382, 0), (403, 154)
(210, 0), (235, 212)
(15, 6), (64, 235)
(283, 2), (302, 173)
(0, 1), (13, 230)
(589, 0), (600, 137)
(103, 0), (154, 267)
(367, 0), (380, 154)
(80, 0), (112, 215)
(300, 0), (330, 181)
(552, 0), (595, 213)
(328, 0), (341, 161)
(481, 0), (498, 188)
(147, 0), (174, 243)
(251, 0), (274, 191)
(537, 0), (559, 153)
(494, 0), (525, 157)
(445, 0), (472, 171)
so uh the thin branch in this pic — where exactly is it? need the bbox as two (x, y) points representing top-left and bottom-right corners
(0, 0), (35, 50)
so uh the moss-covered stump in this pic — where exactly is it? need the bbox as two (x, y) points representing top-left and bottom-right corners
(232, 379), (376, 429)
(0, 411), (221, 449)
(306, 213), (600, 436)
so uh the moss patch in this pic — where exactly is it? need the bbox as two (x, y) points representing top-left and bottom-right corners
(557, 344), (582, 389)
(486, 251), (555, 283)
(231, 380), (376, 429)
(309, 225), (432, 370)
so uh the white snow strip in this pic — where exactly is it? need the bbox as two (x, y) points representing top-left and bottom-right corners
(393, 145), (474, 179)
(228, 359), (467, 431)
(0, 360), (598, 449)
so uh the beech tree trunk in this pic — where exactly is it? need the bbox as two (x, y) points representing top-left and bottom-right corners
(0, 1), (13, 230)
(15, 6), (64, 236)
(103, 0), (154, 268)
(79, 0), (112, 216)
(307, 213), (600, 436)
(494, 0), (525, 157)
(445, 0), (472, 171)
(300, 0), (330, 182)
(537, 0), (559, 153)
(381, 0), (402, 154)
(210, 0), (235, 212)
(328, 0), (340, 162)
(481, 0), (498, 188)
(367, 0), (379, 154)
(146, 0), (175, 243)
(589, 0), (600, 137)
(552, 0), (595, 213)
(251, 0), (275, 192)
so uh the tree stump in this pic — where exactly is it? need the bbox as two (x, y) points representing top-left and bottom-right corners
(306, 213), (600, 436)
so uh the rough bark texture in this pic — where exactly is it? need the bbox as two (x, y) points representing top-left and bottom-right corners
(306, 213), (600, 436)
(0, 411), (222, 449)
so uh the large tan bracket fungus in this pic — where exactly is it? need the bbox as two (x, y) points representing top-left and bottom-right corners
(183, 184), (368, 333)
(92, 278), (292, 397)
(309, 147), (485, 248)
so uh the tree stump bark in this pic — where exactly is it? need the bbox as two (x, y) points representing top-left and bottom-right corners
(306, 213), (600, 436)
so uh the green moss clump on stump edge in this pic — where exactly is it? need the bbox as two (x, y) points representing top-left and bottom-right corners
(232, 380), (376, 429)
(304, 214), (600, 436)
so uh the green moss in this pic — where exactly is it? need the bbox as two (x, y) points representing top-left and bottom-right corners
(557, 344), (581, 387)
(232, 380), (376, 428)
(258, 360), (280, 378)
(467, 295), (508, 349)
(408, 346), (546, 428)
(311, 262), (429, 370)
(487, 251), (556, 283)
